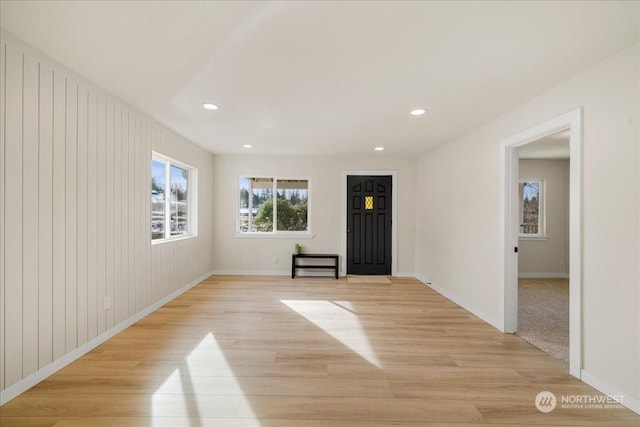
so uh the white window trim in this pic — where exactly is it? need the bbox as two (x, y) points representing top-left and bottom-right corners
(236, 175), (313, 238)
(234, 232), (315, 239)
(151, 151), (198, 245)
(518, 179), (546, 240)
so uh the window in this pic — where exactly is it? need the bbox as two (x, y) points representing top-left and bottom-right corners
(519, 180), (545, 238)
(239, 177), (309, 234)
(152, 152), (197, 242)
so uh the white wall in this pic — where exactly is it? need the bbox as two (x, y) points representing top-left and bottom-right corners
(414, 45), (639, 403)
(518, 159), (569, 278)
(0, 31), (215, 396)
(211, 154), (416, 276)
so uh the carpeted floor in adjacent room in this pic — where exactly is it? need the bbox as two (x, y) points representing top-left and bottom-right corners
(517, 278), (569, 363)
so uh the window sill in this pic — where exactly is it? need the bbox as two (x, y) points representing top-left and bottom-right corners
(519, 235), (548, 241)
(235, 232), (315, 239)
(152, 234), (197, 245)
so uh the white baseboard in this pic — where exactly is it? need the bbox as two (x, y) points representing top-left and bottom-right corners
(212, 269), (345, 278)
(0, 269), (214, 406)
(581, 370), (640, 415)
(518, 272), (570, 279)
(414, 274), (501, 331)
(212, 269), (291, 276)
(212, 269), (414, 278)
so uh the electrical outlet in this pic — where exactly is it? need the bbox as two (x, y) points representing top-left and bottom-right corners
(103, 296), (111, 311)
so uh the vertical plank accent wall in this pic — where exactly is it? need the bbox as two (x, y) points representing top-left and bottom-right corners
(0, 33), (215, 393)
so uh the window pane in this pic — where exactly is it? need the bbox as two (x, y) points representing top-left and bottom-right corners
(521, 181), (540, 234)
(170, 165), (189, 236)
(239, 177), (273, 232)
(276, 179), (308, 231)
(151, 160), (166, 240)
(239, 177), (250, 232)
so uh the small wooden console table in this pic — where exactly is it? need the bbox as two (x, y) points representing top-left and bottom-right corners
(291, 254), (339, 279)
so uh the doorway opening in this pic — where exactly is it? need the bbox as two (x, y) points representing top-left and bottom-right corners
(501, 108), (582, 379)
(516, 130), (570, 362)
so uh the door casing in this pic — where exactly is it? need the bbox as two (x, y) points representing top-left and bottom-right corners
(500, 108), (582, 379)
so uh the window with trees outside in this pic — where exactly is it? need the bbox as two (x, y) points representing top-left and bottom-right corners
(152, 152), (197, 242)
(239, 177), (309, 234)
(519, 180), (544, 238)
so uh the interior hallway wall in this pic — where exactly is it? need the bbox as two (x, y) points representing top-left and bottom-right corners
(414, 44), (639, 405)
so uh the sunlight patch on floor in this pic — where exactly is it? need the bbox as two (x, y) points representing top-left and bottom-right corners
(281, 299), (381, 368)
(151, 332), (258, 424)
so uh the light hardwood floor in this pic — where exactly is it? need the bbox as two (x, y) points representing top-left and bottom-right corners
(1, 275), (638, 426)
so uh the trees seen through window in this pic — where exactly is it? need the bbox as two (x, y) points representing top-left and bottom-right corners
(239, 177), (309, 233)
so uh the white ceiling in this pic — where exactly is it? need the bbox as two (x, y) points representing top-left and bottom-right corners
(1, 1), (638, 156)
(519, 129), (570, 160)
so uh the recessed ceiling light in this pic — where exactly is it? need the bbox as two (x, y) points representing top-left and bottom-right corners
(374, 146), (384, 151)
(243, 144), (253, 149)
(203, 103), (219, 110)
(411, 109), (426, 116)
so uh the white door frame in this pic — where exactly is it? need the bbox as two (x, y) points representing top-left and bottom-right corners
(341, 170), (398, 276)
(500, 108), (582, 378)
